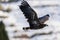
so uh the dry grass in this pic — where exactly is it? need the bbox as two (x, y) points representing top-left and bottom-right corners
(0, 16), (8, 18)
(0, 4), (4, 10)
(13, 31), (53, 39)
(6, 7), (11, 12)
(0, 5), (11, 12)
(13, 34), (30, 38)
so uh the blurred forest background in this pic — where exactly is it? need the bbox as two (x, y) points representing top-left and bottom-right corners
(0, 0), (60, 40)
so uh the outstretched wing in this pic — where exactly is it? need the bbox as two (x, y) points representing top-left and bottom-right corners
(19, 1), (49, 30)
(19, 0), (41, 27)
(39, 14), (50, 24)
(19, 0), (37, 20)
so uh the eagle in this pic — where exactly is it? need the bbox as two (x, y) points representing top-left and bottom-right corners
(19, 0), (50, 30)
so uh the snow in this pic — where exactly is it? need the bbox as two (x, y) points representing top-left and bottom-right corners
(0, 0), (60, 40)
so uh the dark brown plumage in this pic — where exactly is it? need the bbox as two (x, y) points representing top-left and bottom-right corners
(19, 0), (50, 30)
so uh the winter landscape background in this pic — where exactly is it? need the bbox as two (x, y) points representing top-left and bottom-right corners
(0, 0), (60, 40)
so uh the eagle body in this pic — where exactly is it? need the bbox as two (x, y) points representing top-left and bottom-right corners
(19, 1), (50, 30)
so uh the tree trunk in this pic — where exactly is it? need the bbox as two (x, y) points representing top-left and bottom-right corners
(0, 21), (9, 40)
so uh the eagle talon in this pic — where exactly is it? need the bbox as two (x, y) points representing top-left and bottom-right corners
(23, 27), (30, 30)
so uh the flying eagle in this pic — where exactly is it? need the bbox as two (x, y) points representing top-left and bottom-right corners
(19, 0), (50, 30)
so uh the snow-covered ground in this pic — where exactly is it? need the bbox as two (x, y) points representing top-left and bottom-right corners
(0, 0), (60, 40)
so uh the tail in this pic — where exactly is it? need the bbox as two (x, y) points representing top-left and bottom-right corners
(39, 14), (50, 24)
